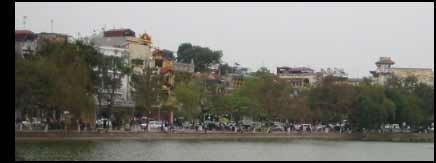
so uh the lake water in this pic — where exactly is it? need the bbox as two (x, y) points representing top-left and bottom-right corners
(15, 139), (434, 161)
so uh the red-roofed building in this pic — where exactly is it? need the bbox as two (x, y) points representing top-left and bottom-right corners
(15, 30), (37, 42)
(104, 29), (135, 37)
(15, 30), (38, 55)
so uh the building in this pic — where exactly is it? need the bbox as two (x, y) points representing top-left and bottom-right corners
(391, 68), (433, 86)
(15, 30), (72, 55)
(370, 57), (395, 85)
(126, 35), (154, 75)
(37, 32), (71, 45)
(348, 78), (363, 86)
(221, 66), (251, 92)
(103, 28), (135, 37)
(15, 30), (38, 55)
(172, 61), (195, 73)
(89, 29), (138, 49)
(95, 46), (133, 108)
(370, 57), (434, 86)
(277, 66), (318, 88)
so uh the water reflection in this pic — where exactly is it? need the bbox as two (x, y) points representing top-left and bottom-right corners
(15, 139), (434, 161)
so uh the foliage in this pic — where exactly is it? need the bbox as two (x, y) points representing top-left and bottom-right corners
(176, 43), (223, 72)
(174, 79), (203, 121)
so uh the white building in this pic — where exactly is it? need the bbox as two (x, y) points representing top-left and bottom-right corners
(96, 46), (134, 108)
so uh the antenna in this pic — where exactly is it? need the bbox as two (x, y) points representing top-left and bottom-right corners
(23, 16), (27, 29)
(50, 19), (54, 33)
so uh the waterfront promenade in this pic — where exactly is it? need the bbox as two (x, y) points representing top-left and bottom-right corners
(15, 130), (434, 142)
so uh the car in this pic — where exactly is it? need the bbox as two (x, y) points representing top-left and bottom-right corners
(391, 124), (401, 133)
(204, 120), (219, 129)
(412, 126), (428, 133)
(271, 123), (285, 132)
(148, 121), (163, 129)
(140, 123), (148, 129)
(381, 124), (401, 133)
(182, 121), (193, 129)
(21, 120), (31, 128)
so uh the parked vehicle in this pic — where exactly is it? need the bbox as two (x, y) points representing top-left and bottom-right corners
(148, 121), (163, 129)
(271, 122), (285, 132)
(182, 121), (193, 129)
(204, 120), (219, 129)
(381, 124), (402, 133)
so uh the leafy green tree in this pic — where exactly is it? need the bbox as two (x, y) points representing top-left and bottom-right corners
(161, 49), (176, 60)
(218, 63), (233, 75)
(15, 42), (98, 128)
(351, 85), (386, 131)
(307, 76), (356, 123)
(174, 79), (203, 122)
(131, 63), (161, 117)
(176, 43), (223, 72)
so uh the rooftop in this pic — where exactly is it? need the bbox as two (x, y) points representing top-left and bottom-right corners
(15, 30), (37, 41)
(376, 57), (395, 65)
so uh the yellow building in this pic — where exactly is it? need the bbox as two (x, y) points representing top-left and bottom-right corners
(370, 57), (434, 86)
(391, 68), (434, 86)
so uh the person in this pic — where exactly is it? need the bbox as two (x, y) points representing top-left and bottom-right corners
(160, 123), (164, 132)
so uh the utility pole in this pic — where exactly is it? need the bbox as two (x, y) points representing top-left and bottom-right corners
(23, 16), (27, 29)
(50, 19), (54, 33)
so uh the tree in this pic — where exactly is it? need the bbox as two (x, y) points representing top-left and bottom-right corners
(351, 85), (387, 131)
(131, 62), (161, 118)
(307, 76), (356, 123)
(176, 43), (223, 72)
(96, 55), (130, 114)
(218, 63), (233, 75)
(174, 79), (203, 122)
(161, 49), (175, 60)
(413, 83), (434, 123)
(15, 42), (98, 129)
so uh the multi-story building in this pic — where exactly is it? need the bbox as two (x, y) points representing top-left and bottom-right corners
(222, 66), (251, 92)
(90, 28), (136, 48)
(95, 46), (133, 108)
(15, 30), (72, 55)
(15, 30), (38, 55)
(277, 66), (318, 88)
(89, 29), (146, 111)
(126, 34), (154, 75)
(370, 57), (434, 86)
(37, 32), (71, 45)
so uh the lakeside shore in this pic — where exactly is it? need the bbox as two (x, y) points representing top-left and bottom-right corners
(15, 131), (434, 142)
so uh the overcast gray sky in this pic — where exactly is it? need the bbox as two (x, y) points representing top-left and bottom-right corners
(15, 2), (434, 78)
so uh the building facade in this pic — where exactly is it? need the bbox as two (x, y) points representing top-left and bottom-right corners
(370, 57), (434, 86)
(15, 30), (38, 55)
(277, 67), (318, 88)
(95, 46), (133, 108)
